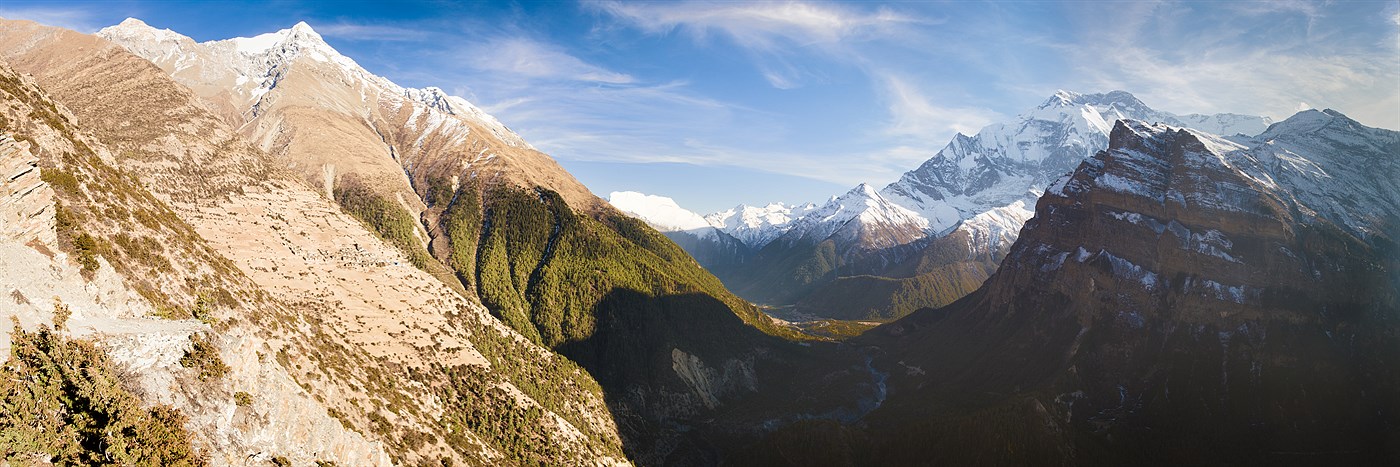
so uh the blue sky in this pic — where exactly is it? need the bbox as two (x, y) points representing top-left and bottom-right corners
(4, 1), (1398, 213)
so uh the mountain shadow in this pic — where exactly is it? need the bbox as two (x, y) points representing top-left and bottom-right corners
(561, 288), (878, 466)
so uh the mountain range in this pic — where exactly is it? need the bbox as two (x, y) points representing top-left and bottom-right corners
(0, 17), (866, 465)
(0, 15), (1396, 467)
(613, 90), (1275, 321)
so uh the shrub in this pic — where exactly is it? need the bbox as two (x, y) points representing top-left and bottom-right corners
(192, 293), (215, 324)
(180, 333), (230, 381)
(0, 325), (204, 465)
(234, 391), (253, 407)
(39, 166), (80, 196)
(51, 298), (71, 331)
(52, 203), (102, 277)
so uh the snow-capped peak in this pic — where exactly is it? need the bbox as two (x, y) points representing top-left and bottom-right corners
(777, 180), (929, 249)
(1056, 113), (1399, 244)
(98, 18), (533, 150)
(108, 17), (157, 34)
(851, 182), (878, 197)
(1244, 109), (1400, 238)
(226, 21), (349, 66)
(99, 18), (184, 45)
(1260, 109), (1347, 137)
(608, 191), (714, 234)
(704, 200), (817, 248)
(1040, 89), (1082, 109)
(291, 21), (315, 34)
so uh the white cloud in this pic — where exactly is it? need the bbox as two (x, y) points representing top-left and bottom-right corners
(761, 69), (797, 90)
(0, 6), (103, 33)
(466, 37), (634, 84)
(464, 70), (912, 187)
(1057, 1), (1400, 130)
(317, 22), (429, 42)
(1392, 9), (1400, 49)
(589, 0), (923, 51)
(588, 0), (929, 90)
(879, 73), (1002, 142)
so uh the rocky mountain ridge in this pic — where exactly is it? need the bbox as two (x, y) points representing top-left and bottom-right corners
(3, 13), (1394, 467)
(0, 19), (630, 465)
(94, 17), (859, 464)
(615, 90), (1276, 321)
(844, 113), (1400, 464)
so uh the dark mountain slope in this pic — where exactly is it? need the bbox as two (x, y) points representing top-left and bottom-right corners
(746, 115), (1400, 465)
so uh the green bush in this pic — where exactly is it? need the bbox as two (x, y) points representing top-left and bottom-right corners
(180, 333), (229, 381)
(39, 166), (80, 196)
(52, 203), (102, 276)
(0, 325), (204, 465)
(51, 299), (72, 331)
(333, 175), (435, 271)
(440, 179), (481, 289)
(234, 391), (253, 407)
(438, 364), (561, 466)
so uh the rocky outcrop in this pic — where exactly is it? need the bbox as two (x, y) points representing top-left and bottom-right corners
(0, 136), (52, 245)
(670, 348), (757, 410)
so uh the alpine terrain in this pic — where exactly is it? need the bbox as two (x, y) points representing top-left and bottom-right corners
(617, 91), (1274, 322)
(0, 11), (1395, 467)
(776, 114), (1400, 465)
(0, 16), (899, 466)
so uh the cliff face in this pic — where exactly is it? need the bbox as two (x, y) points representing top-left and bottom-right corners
(830, 118), (1400, 465)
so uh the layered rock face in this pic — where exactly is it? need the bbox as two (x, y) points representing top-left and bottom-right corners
(846, 116), (1400, 465)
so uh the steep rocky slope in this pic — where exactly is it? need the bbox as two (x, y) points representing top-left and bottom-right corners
(807, 115), (1400, 465)
(96, 18), (591, 207)
(0, 60), (392, 465)
(94, 18), (853, 463)
(0, 19), (632, 466)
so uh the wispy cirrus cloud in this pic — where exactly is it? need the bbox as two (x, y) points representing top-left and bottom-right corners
(316, 22), (430, 42)
(465, 37), (634, 84)
(587, 0), (931, 89)
(1053, 0), (1400, 129)
(588, 0), (925, 50)
(1391, 8), (1400, 49)
(0, 5), (105, 33)
(878, 73), (1002, 142)
(570, 0), (1003, 184)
